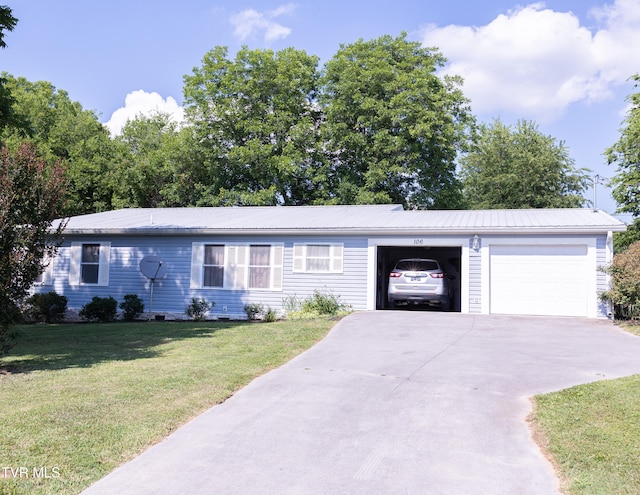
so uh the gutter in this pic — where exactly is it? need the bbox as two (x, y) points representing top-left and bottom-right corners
(57, 225), (628, 236)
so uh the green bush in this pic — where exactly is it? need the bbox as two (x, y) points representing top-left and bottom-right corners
(243, 302), (265, 321)
(283, 289), (351, 319)
(600, 241), (640, 320)
(264, 307), (277, 322)
(243, 303), (278, 322)
(119, 294), (145, 321)
(25, 291), (68, 323)
(302, 289), (349, 316)
(186, 298), (212, 321)
(79, 296), (118, 322)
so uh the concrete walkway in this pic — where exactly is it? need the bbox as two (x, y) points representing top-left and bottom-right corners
(82, 312), (640, 495)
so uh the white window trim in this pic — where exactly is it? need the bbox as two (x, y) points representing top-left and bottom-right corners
(293, 243), (343, 273)
(69, 242), (111, 286)
(191, 242), (283, 291)
(35, 256), (54, 286)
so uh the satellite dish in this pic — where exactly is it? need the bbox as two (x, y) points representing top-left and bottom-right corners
(140, 256), (167, 280)
(139, 256), (168, 320)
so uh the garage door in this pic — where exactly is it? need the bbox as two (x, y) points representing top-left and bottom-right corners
(490, 245), (589, 317)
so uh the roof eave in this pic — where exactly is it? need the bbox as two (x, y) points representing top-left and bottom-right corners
(58, 225), (627, 236)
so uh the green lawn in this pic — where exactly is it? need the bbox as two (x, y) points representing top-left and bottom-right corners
(532, 321), (640, 495)
(0, 319), (335, 495)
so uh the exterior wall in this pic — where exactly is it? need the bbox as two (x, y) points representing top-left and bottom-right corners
(468, 239), (482, 314)
(596, 232), (614, 318)
(32, 230), (614, 320)
(33, 234), (369, 319)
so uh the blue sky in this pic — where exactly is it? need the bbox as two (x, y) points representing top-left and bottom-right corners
(3, 0), (640, 218)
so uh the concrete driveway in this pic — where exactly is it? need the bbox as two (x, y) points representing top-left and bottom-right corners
(82, 312), (640, 495)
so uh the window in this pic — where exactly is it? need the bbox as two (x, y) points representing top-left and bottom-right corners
(70, 242), (110, 286)
(203, 245), (224, 287)
(191, 243), (283, 290)
(249, 245), (271, 289)
(35, 255), (54, 285)
(293, 244), (343, 273)
(81, 244), (100, 284)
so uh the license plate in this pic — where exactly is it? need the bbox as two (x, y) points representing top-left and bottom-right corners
(410, 276), (422, 282)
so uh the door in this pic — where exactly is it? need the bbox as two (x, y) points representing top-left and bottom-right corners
(490, 244), (589, 317)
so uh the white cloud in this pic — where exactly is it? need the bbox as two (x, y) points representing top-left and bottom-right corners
(104, 90), (185, 136)
(419, 0), (640, 121)
(230, 4), (297, 43)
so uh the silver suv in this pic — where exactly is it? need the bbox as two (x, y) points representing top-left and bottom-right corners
(387, 258), (451, 310)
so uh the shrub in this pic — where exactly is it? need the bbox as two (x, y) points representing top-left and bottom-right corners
(79, 296), (118, 322)
(186, 298), (212, 321)
(264, 307), (277, 322)
(119, 294), (145, 321)
(283, 289), (351, 319)
(243, 302), (265, 321)
(600, 240), (640, 320)
(302, 289), (349, 316)
(25, 291), (68, 323)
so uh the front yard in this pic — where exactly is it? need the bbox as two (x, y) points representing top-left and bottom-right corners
(531, 321), (640, 495)
(0, 319), (335, 495)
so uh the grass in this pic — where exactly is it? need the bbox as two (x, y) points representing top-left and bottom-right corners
(531, 322), (640, 494)
(0, 318), (335, 495)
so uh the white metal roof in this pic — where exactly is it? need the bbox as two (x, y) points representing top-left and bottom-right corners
(54, 205), (626, 235)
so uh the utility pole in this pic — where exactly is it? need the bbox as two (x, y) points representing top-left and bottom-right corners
(592, 174), (607, 212)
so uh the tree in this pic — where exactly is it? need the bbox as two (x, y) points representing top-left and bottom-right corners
(600, 241), (640, 320)
(183, 46), (325, 206)
(0, 5), (17, 48)
(0, 5), (18, 130)
(607, 74), (640, 251)
(460, 119), (589, 209)
(0, 143), (67, 354)
(319, 33), (474, 208)
(111, 112), (183, 208)
(0, 74), (116, 214)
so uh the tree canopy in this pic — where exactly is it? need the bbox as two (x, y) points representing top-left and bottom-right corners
(0, 5), (17, 48)
(183, 45), (325, 206)
(0, 5), (17, 130)
(607, 74), (640, 252)
(320, 33), (473, 208)
(181, 35), (474, 208)
(0, 74), (116, 214)
(459, 119), (589, 209)
(607, 74), (640, 218)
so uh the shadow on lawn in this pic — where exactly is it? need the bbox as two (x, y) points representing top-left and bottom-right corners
(1, 321), (233, 374)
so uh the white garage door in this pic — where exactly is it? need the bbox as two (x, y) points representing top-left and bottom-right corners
(490, 244), (589, 317)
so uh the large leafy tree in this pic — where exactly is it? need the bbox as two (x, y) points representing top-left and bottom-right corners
(319, 33), (474, 208)
(607, 74), (640, 251)
(0, 5), (18, 130)
(0, 5), (17, 48)
(0, 74), (116, 214)
(0, 143), (67, 354)
(460, 119), (589, 209)
(113, 113), (194, 208)
(183, 46), (325, 206)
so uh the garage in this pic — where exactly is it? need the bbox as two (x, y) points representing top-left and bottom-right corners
(489, 244), (590, 317)
(376, 245), (462, 311)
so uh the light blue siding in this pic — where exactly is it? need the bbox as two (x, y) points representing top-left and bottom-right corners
(596, 234), (612, 318)
(37, 234), (369, 319)
(32, 230), (614, 319)
(469, 249), (482, 314)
